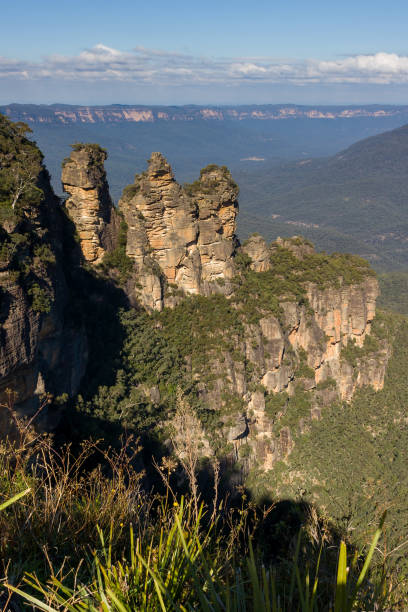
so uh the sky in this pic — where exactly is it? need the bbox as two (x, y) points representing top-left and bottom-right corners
(2, 0), (408, 105)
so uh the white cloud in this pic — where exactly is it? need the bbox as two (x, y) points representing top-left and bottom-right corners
(1, 47), (408, 85)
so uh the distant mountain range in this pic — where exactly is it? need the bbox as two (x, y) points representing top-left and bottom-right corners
(3, 103), (408, 271)
(3, 103), (408, 124)
(236, 123), (408, 270)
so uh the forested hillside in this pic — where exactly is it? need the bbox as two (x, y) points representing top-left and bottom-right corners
(2, 111), (408, 609)
(237, 123), (408, 270)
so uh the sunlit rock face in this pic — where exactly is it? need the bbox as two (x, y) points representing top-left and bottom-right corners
(58, 144), (390, 472)
(62, 145), (119, 264)
(118, 154), (239, 310)
(242, 234), (271, 272)
(176, 238), (389, 470)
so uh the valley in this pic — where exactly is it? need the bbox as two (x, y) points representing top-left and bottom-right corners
(1, 108), (408, 608)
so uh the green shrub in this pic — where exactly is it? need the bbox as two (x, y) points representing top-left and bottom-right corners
(295, 347), (315, 379)
(121, 183), (139, 201)
(101, 219), (134, 285)
(28, 283), (52, 313)
(33, 243), (56, 266)
(265, 391), (289, 420)
(0, 114), (43, 215)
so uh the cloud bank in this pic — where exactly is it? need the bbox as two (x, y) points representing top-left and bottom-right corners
(1, 46), (408, 86)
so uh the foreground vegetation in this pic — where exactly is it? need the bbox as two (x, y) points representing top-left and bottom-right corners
(0, 404), (397, 610)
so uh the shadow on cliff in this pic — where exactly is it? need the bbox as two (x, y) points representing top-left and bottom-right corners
(53, 208), (131, 440)
(171, 457), (344, 572)
(0, 285), (12, 345)
(54, 211), (344, 572)
(59, 210), (130, 393)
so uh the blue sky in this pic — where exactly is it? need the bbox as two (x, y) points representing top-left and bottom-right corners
(2, 0), (408, 104)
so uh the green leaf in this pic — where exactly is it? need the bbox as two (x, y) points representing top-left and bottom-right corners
(0, 487), (31, 511)
(334, 541), (348, 612)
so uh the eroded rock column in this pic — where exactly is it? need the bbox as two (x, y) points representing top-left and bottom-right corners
(62, 144), (118, 264)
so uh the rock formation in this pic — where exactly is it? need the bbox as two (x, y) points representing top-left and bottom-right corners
(242, 234), (271, 272)
(0, 116), (394, 476)
(119, 155), (239, 310)
(181, 238), (390, 469)
(195, 165), (239, 287)
(0, 116), (87, 424)
(59, 146), (390, 460)
(62, 144), (119, 264)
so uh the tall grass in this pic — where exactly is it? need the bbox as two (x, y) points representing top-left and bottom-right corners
(0, 397), (399, 610)
(7, 500), (389, 611)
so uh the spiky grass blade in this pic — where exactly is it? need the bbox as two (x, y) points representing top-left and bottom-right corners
(334, 541), (348, 612)
(0, 487), (30, 511)
(5, 585), (58, 612)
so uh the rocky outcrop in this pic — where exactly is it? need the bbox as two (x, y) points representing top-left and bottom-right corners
(62, 145), (119, 264)
(0, 115), (87, 426)
(242, 234), (271, 272)
(281, 276), (383, 399)
(179, 240), (391, 471)
(119, 155), (239, 310)
(0, 117), (393, 472)
(274, 236), (315, 259)
(195, 165), (239, 288)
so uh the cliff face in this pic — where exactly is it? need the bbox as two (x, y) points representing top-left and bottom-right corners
(0, 116), (87, 427)
(0, 265), (88, 421)
(194, 274), (389, 469)
(170, 238), (391, 470)
(2, 103), (405, 125)
(119, 154), (239, 310)
(62, 145), (119, 264)
(0, 116), (392, 464)
(59, 146), (390, 461)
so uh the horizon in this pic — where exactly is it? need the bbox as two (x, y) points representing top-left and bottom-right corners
(3, 101), (408, 108)
(3, 0), (408, 105)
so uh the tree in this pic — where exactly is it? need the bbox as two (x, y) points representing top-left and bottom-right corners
(0, 115), (43, 214)
(9, 146), (42, 210)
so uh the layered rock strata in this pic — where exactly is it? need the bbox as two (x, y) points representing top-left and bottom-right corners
(57, 146), (391, 471)
(119, 154), (239, 310)
(62, 145), (119, 264)
(0, 144), (87, 424)
(186, 241), (390, 469)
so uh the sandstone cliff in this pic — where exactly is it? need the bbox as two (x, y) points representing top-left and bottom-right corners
(62, 144), (119, 264)
(0, 118), (393, 470)
(58, 144), (391, 471)
(2, 103), (404, 125)
(118, 154), (239, 310)
(163, 237), (391, 470)
(0, 116), (87, 427)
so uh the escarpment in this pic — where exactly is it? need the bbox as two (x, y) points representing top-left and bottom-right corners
(0, 115), (87, 425)
(62, 144), (119, 264)
(174, 240), (390, 470)
(0, 114), (395, 480)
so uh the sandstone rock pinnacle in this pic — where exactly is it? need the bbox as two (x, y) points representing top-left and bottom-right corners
(62, 144), (119, 264)
(119, 156), (239, 309)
